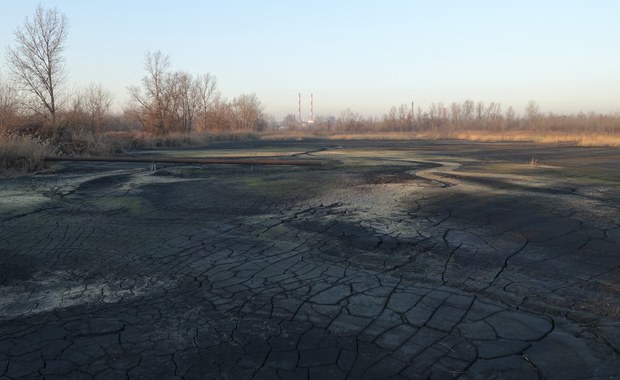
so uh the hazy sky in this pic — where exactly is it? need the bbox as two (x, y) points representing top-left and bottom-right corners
(1, 1), (619, 119)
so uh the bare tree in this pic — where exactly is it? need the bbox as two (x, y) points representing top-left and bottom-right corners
(486, 102), (502, 130)
(449, 102), (462, 129)
(83, 84), (112, 133)
(195, 73), (219, 132)
(382, 104), (413, 132)
(6, 5), (69, 124)
(383, 106), (398, 131)
(428, 102), (444, 128)
(128, 51), (172, 134)
(166, 71), (197, 133)
(475, 101), (485, 124)
(338, 108), (363, 132)
(397, 104), (412, 132)
(206, 99), (234, 131)
(232, 93), (265, 131)
(461, 99), (475, 128)
(282, 114), (298, 130)
(66, 85), (86, 126)
(525, 100), (539, 131)
(63, 84), (111, 133)
(504, 105), (517, 130)
(129, 51), (219, 134)
(0, 78), (19, 131)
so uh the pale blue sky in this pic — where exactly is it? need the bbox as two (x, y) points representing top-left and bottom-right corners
(1, 1), (619, 119)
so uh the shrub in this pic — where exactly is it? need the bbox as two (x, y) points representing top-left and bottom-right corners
(47, 125), (127, 156)
(0, 133), (55, 175)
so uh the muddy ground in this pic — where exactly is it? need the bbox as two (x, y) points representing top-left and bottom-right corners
(0, 140), (619, 379)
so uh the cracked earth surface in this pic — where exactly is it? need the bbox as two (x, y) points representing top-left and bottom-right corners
(0, 140), (619, 379)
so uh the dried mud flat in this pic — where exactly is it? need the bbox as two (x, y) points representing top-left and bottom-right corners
(0, 140), (619, 379)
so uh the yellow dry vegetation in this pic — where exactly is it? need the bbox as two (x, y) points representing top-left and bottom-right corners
(447, 131), (620, 147)
(0, 134), (54, 175)
(264, 130), (620, 147)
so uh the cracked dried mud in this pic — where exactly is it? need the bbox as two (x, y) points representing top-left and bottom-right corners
(1, 140), (619, 379)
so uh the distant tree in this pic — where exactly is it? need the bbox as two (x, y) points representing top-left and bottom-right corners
(475, 101), (485, 124)
(282, 114), (298, 130)
(428, 102), (444, 128)
(167, 71), (198, 133)
(382, 104), (413, 132)
(263, 113), (277, 130)
(67, 85), (86, 126)
(383, 106), (398, 131)
(64, 83), (112, 133)
(449, 102), (462, 129)
(194, 73), (219, 132)
(129, 51), (220, 134)
(0, 78), (19, 131)
(525, 100), (539, 131)
(231, 93), (265, 131)
(338, 108), (367, 132)
(82, 84), (112, 133)
(6, 5), (69, 124)
(128, 50), (171, 134)
(504, 105), (517, 130)
(205, 99), (234, 131)
(312, 115), (335, 131)
(397, 104), (412, 132)
(461, 99), (475, 128)
(486, 102), (502, 130)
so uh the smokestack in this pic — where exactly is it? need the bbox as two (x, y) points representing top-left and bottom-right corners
(310, 93), (314, 122)
(298, 93), (301, 123)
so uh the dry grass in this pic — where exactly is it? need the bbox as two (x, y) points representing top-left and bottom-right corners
(105, 130), (260, 149)
(0, 134), (56, 175)
(262, 130), (418, 141)
(1, 129), (263, 175)
(446, 131), (620, 147)
(261, 130), (329, 140)
(262, 130), (620, 147)
(52, 127), (127, 156)
(4, 126), (619, 176)
(327, 132), (419, 141)
(565, 134), (620, 147)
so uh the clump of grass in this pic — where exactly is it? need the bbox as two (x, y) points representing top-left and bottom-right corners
(0, 133), (55, 175)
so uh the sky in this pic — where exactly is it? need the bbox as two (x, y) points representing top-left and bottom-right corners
(1, 1), (619, 120)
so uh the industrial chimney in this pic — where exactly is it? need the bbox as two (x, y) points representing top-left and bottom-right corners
(310, 93), (314, 123)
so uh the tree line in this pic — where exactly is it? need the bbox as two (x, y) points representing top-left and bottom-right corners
(127, 50), (267, 135)
(309, 100), (620, 135)
(2, 5), (619, 138)
(1, 5), (268, 136)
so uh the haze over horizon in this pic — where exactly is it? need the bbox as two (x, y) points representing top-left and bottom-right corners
(1, 1), (619, 120)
